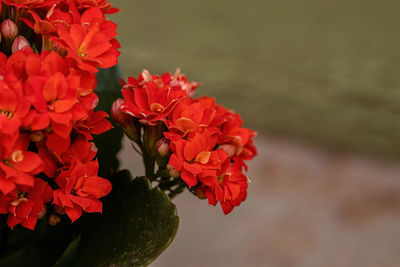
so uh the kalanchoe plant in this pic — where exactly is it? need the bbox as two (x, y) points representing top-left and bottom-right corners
(0, 0), (257, 265)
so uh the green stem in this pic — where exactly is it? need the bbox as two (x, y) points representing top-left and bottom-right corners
(168, 183), (186, 199)
(136, 136), (155, 180)
(143, 154), (155, 180)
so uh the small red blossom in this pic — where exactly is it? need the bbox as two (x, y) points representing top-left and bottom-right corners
(165, 96), (217, 139)
(37, 134), (97, 178)
(216, 108), (258, 170)
(162, 68), (202, 97)
(74, 110), (112, 138)
(0, 135), (43, 195)
(61, 134), (97, 165)
(53, 20), (119, 73)
(53, 161), (111, 222)
(213, 161), (249, 214)
(72, 0), (119, 14)
(2, 0), (60, 9)
(168, 131), (229, 188)
(0, 178), (52, 230)
(120, 70), (187, 126)
(0, 75), (30, 138)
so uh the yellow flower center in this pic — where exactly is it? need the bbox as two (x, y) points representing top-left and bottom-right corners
(0, 109), (13, 119)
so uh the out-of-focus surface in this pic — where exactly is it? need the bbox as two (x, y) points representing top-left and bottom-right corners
(120, 136), (400, 267)
(114, 0), (400, 158)
(113, 0), (400, 266)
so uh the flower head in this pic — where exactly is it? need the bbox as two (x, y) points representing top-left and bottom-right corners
(53, 160), (111, 222)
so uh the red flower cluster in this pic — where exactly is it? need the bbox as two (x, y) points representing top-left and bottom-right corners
(113, 70), (257, 214)
(0, 0), (118, 230)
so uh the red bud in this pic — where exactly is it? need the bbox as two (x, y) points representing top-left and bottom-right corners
(167, 164), (180, 178)
(30, 131), (44, 142)
(139, 69), (152, 82)
(193, 186), (207, 200)
(111, 98), (128, 124)
(155, 138), (170, 157)
(219, 144), (237, 158)
(11, 36), (29, 53)
(111, 98), (139, 141)
(1, 19), (18, 40)
(48, 214), (61, 226)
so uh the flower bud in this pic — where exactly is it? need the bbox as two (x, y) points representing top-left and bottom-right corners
(167, 164), (180, 178)
(30, 131), (44, 142)
(111, 98), (129, 124)
(192, 186), (207, 200)
(55, 207), (66, 215)
(1, 19), (18, 40)
(139, 69), (152, 82)
(219, 144), (237, 158)
(37, 206), (47, 219)
(155, 138), (170, 157)
(11, 36), (29, 53)
(48, 214), (61, 226)
(111, 99), (140, 142)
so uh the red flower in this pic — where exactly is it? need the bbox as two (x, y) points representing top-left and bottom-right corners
(192, 161), (249, 215)
(161, 68), (202, 97)
(2, 0), (60, 8)
(120, 70), (187, 126)
(74, 110), (112, 138)
(53, 160), (112, 222)
(215, 162), (249, 214)
(0, 72), (30, 138)
(168, 131), (229, 188)
(216, 109), (257, 170)
(37, 134), (98, 179)
(0, 178), (52, 230)
(24, 2), (77, 36)
(0, 135), (43, 195)
(4, 50), (88, 136)
(26, 4), (119, 53)
(4, 49), (106, 146)
(72, 0), (119, 14)
(165, 96), (217, 138)
(53, 18), (119, 73)
(61, 134), (97, 165)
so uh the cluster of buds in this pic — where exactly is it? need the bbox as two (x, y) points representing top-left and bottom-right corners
(0, 19), (28, 53)
(112, 69), (257, 214)
(0, 0), (119, 230)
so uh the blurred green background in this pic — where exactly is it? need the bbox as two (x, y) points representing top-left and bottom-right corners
(113, 0), (400, 159)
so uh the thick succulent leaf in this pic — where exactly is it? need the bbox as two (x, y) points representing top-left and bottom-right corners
(52, 235), (81, 267)
(67, 170), (179, 267)
(94, 66), (124, 176)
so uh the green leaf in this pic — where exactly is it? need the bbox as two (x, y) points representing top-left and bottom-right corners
(72, 171), (179, 267)
(94, 66), (124, 176)
(52, 235), (81, 267)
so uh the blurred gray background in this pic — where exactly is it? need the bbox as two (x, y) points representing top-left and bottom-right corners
(113, 0), (400, 266)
